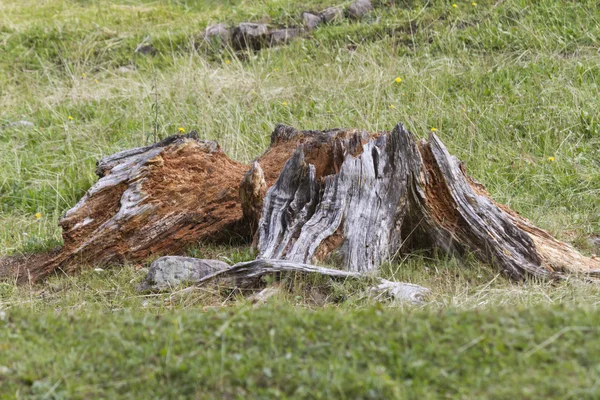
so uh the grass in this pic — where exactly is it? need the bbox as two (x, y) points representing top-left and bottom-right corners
(1, 0), (600, 397)
(3, 303), (600, 399)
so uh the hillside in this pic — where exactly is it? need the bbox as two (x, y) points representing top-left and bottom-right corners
(1, 0), (600, 398)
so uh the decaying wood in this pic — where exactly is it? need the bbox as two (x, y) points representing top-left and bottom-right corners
(1, 123), (599, 285)
(193, 259), (430, 304)
(254, 124), (600, 280)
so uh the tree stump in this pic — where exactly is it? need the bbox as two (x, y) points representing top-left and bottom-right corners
(1, 123), (598, 284)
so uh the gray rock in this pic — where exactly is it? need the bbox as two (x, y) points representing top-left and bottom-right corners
(117, 65), (135, 74)
(204, 23), (231, 44)
(302, 12), (322, 30)
(371, 279), (430, 305)
(249, 287), (280, 306)
(232, 23), (269, 51)
(138, 256), (229, 291)
(347, 0), (373, 19)
(135, 43), (157, 55)
(320, 7), (344, 23)
(269, 28), (303, 46)
(588, 236), (600, 248)
(3, 120), (34, 129)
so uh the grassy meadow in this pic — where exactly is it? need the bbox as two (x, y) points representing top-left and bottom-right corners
(1, 0), (600, 398)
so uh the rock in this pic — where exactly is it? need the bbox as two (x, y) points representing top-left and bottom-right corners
(320, 7), (344, 23)
(134, 42), (157, 55)
(269, 28), (303, 46)
(138, 256), (229, 291)
(588, 236), (600, 248)
(232, 23), (270, 51)
(204, 23), (231, 45)
(371, 279), (430, 305)
(249, 286), (280, 306)
(347, 0), (373, 19)
(302, 12), (322, 30)
(1, 120), (34, 130)
(117, 66), (135, 74)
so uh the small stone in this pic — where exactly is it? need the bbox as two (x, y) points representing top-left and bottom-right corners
(0, 310), (6, 321)
(371, 279), (429, 305)
(302, 12), (322, 30)
(232, 23), (270, 51)
(347, 0), (373, 19)
(269, 28), (303, 46)
(204, 23), (231, 45)
(93, 268), (104, 272)
(588, 236), (600, 248)
(3, 120), (34, 129)
(137, 256), (229, 291)
(249, 286), (280, 306)
(117, 66), (134, 73)
(134, 42), (157, 55)
(320, 7), (344, 23)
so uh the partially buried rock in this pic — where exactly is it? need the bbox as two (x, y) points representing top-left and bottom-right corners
(302, 12), (322, 30)
(320, 7), (344, 23)
(232, 23), (269, 51)
(1, 121), (34, 130)
(269, 28), (303, 46)
(138, 256), (229, 291)
(204, 23), (231, 45)
(135, 43), (157, 55)
(347, 0), (373, 19)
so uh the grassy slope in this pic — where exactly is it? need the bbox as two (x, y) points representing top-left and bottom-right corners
(1, 0), (600, 397)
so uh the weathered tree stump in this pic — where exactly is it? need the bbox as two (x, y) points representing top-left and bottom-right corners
(1, 123), (599, 284)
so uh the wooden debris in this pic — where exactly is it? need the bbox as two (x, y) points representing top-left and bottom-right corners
(2, 123), (599, 285)
(194, 258), (430, 304)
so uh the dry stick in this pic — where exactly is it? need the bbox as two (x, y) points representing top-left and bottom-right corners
(193, 259), (430, 305)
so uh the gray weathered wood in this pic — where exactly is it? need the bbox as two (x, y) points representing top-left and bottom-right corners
(195, 258), (430, 304)
(254, 124), (600, 279)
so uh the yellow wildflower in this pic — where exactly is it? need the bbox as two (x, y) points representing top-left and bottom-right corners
(548, 156), (555, 162)
(274, 68), (279, 72)
(178, 127), (185, 133)
(431, 127), (438, 132)
(68, 116), (74, 120)
(282, 101), (288, 106)
(452, 4), (457, 8)
(472, 2), (477, 5)
(225, 59), (231, 65)
(389, 104), (396, 109)
(94, 79), (99, 83)
(395, 77), (402, 84)
(35, 212), (42, 219)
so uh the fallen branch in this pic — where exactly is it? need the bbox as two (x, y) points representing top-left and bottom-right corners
(195, 258), (430, 304)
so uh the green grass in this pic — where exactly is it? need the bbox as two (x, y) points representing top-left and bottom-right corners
(3, 303), (600, 399)
(1, 0), (600, 397)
